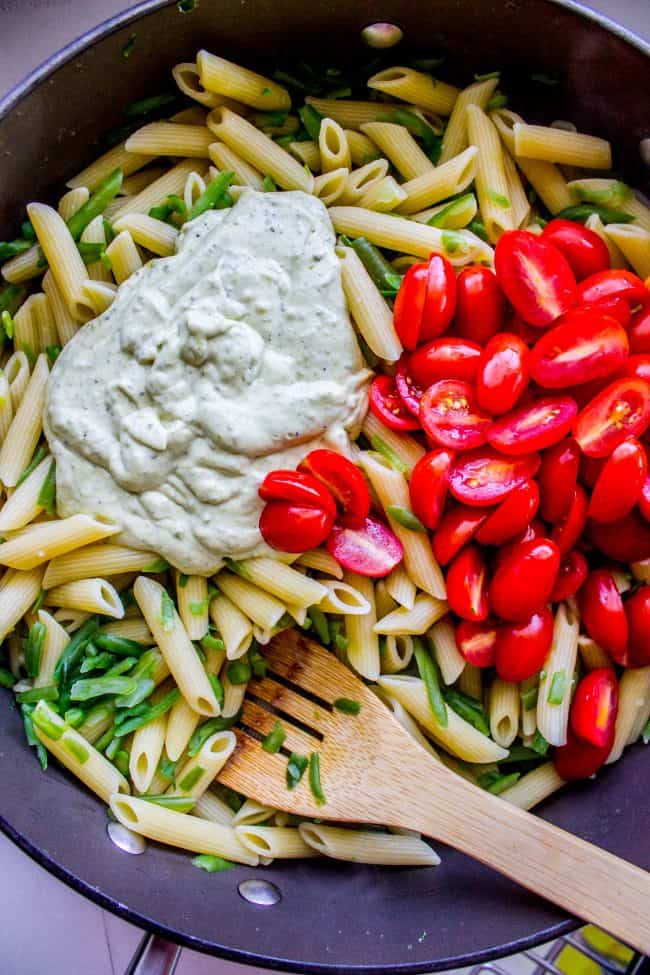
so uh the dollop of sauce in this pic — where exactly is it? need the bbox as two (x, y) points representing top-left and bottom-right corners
(44, 191), (369, 574)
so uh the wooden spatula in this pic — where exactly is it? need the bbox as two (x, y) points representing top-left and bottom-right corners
(219, 629), (650, 954)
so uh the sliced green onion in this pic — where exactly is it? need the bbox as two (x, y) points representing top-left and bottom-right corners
(187, 171), (234, 221)
(556, 204), (634, 225)
(113, 687), (180, 737)
(298, 105), (323, 140)
(0, 239), (31, 261)
(208, 674), (224, 709)
(248, 644), (267, 679)
(62, 737), (90, 764)
(227, 657), (251, 685)
(36, 461), (56, 515)
(572, 180), (632, 207)
(16, 446), (48, 488)
(349, 237), (403, 296)
(262, 720), (286, 754)
(1, 310), (15, 340)
(104, 656), (138, 678)
(468, 218), (488, 242)
(333, 698), (361, 715)
(263, 174), (277, 192)
(187, 711), (240, 756)
(441, 229), (469, 255)
(64, 707), (85, 728)
(286, 752), (309, 790)
(487, 189), (511, 209)
(178, 766), (204, 792)
(114, 750), (130, 776)
(547, 670), (566, 706)
(642, 718), (650, 745)
(0, 667), (15, 688)
(31, 704), (64, 741)
(25, 621), (46, 678)
(192, 854), (235, 872)
(71, 675), (137, 702)
(22, 705), (48, 769)
(142, 794), (196, 812)
(116, 677), (154, 709)
(80, 652), (115, 674)
(529, 729), (550, 756)
(474, 70), (500, 80)
(308, 751), (326, 805)
(378, 108), (441, 160)
(158, 756), (179, 783)
(487, 93), (508, 111)
(143, 558), (170, 573)
(427, 193), (475, 228)
(369, 436), (408, 474)
(308, 607), (330, 645)
(159, 591), (176, 632)
(94, 633), (147, 657)
(67, 170), (123, 241)
(387, 505), (426, 532)
(21, 221), (36, 241)
(442, 686), (489, 736)
(521, 685), (539, 711)
(477, 770), (520, 795)
(201, 633), (225, 653)
(17, 684), (59, 705)
(125, 92), (178, 119)
(414, 637), (447, 727)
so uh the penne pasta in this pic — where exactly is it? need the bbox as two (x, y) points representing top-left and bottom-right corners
(208, 142), (265, 189)
(360, 122), (433, 179)
(167, 730), (236, 799)
(396, 147), (478, 215)
(490, 109), (572, 214)
(607, 667), (650, 764)
(374, 593), (448, 636)
(67, 143), (155, 192)
(317, 579), (371, 616)
(367, 68), (459, 116)
(380, 634), (414, 674)
(439, 77), (499, 163)
(111, 160), (199, 220)
(536, 603), (579, 747)
(338, 160), (389, 206)
(604, 224), (650, 278)
(193, 789), (236, 825)
(344, 129), (381, 165)
(362, 413), (426, 474)
(175, 573), (209, 641)
(337, 245), (402, 362)
(343, 571), (380, 680)
(501, 762), (566, 810)
(165, 695), (201, 762)
(0, 513), (118, 569)
(0, 455), (53, 531)
(214, 571), (286, 629)
(234, 557), (326, 608)
(197, 51), (290, 111)
(237, 825), (319, 859)
(111, 214), (178, 257)
(130, 685), (172, 793)
(466, 106), (515, 242)
(105, 231), (143, 284)
(209, 593), (253, 660)
(312, 168), (349, 206)
(358, 175), (407, 213)
(318, 119), (351, 173)
(385, 564), (416, 611)
(513, 122), (612, 169)
(429, 617), (465, 685)
(489, 678), (520, 748)
(299, 823), (439, 866)
(125, 123), (213, 158)
(44, 577), (124, 618)
(27, 204), (89, 322)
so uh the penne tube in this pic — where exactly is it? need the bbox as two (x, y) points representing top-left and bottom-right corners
(167, 731), (236, 799)
(604, 225), (650, 279)
(489, 678), (520, 748)
(111, 214), (178, 257)
(43, 544), (161, 592)
(577, 634), (611, 670)
(317, 578), (371, 616)
(12, 301), (39, 361)
(29, 292), (58, 352)
(134, 576), (220, 717)
(27, 204), (89, 322)
(67, 142), (155, 191)
(287, 140), (321, 172)
(80, 280), (117, 316)
(490, 109), (572, 214)
(208, 108), (313, 192)
(119, 166), (169, 196)
(299, 823), (439, 866)
(221, 669), (247, 718)
(305, 97), (416, 130)
(339, 159), (389, 206)
(34, 702), (129, 801)
(312, 167), (349, 206)
(458, 663), (483, 701)
(536, 603), (579, 747)
(130, 697), (171, 796)
(429, 617), (465, 685)
(367, 68), (459, 116)
(380, 634), (414, 674)
(125, 123), (213, 158)
(208, 143), (265, 189)
(360, 122), (433, 179)
(520, 675), (539, 737)
(396, 147), (477, 215)
(193, 789), (236, 826)
(378, 674), (508, 763)
(0, 372), (12, 443)
(502, 149), (531, 228)
(359, 453), (446, 598)
(362, 413), (425, 475)
(501, 762), (566, 810)
(197, 50), (290, 111)
(411, 193), (478, 229)
(374, 593), (448, 635)
(214, 571), (285, 629)
(4, 351), (31, 410)
(439, 77), (499, 163)
(584, 214), (627, 269)
(80, 215), (111, 283)
(607, 667), (650, 764)
(0, 455), (52, 531)
(0, 513), (118, 569)
(337, 246), (402, 362)
(343, 571), (380, 680)
(42, 271), (79, 345)
(329, 206), (493, 266)
(105, 231), (143, 284)
(319, 119), (351, 173)
(466, 105), (515, 242)
(344, 129), (381, 166)
(1, 244), (42, 285)
(97, 617), (155, 646)
(209, 593), (253, 660)
(513, 122), (612, 169)
(233, 798), (275, 826)
(358, 175), (407, 213)
(111, 160), (199, 220)
(165, 695), (201, 762)
(173, 62), (224, 108)
(237, 826), (319, 860)
(45, 577), (124, 618)
(175, 573), (209, 641)
(0, 566), (44, 642)
(385, 564), (416, 611)
(234, 557), (326, 608)
(57, 187), (90, 221)
(295, 549), (343, 579)
(110, 793), (258, 865)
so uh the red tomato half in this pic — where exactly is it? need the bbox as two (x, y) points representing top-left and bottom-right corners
(489, 538), (561, 622)
(326, 516), (403, 577)
(420, 380), (492, 451)
(260, 502), (334, 552)
(494, 230), (578, 327)
(550, 549), (588, 602)
(537, 438), (580, 523)
(570, 668), (618, 748)
(476, 333), (529, 415)
(495, 519), (546, 568)
(454, 266), (505, 345)
(541, 219), (610, 280)
(588, 510), (650, 563)
(476, 480), (540, 545)
(495, 607), (554, 682)
(580, 568), (628, 664)
(408, 449), (455, 532)
(554, 728), (610, 781)
(393, 255), (456, 349)
(455, 618), (497, 667)
(587, 296), (632, 328)
(639, 475), (650, 521)
(369, 375), (421, 432)
(449, 448), (540, 507)
(629, 303), (650, 354)
(573, 378), (650, 457)
(259, 470), (336, 518)
(394, 356), (424, 416)
(298, 449), (370, 529)
(487, 396), (577, 455)
(550, 484), (588, 555)
(577, 269), (648, 309)
(625, 585), (650, 667)
(618, 353), (650, 384)
(407, 337), (482, 388)
(528, 308), (628, 389)
(446, 545), (489, 621)
(432, 504), (488, 565)
(587, 438), (647, 523)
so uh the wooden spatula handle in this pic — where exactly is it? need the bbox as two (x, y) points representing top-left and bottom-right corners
(406, 758), (650, 954)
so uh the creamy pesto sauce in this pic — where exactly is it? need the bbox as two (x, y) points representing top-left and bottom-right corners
(44, 191), (369, 574)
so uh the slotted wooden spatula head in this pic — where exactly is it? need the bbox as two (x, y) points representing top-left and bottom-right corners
(218, 628), (444, 824)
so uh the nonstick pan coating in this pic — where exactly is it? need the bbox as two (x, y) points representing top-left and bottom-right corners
(0, 2), (648, 970)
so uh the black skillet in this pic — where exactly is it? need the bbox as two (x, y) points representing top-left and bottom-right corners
(0, 1), (648, 971)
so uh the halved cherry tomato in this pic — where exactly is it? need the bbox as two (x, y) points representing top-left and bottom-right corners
(476, 333), (529, 415)
(509, 312), (540, 346)
(455, 618), (497, 667)
(476, 480), (540, 545)
(494, 230), (578, 327)
(550, 484), (588, 555)
(628, 302), (650, 354)
(489, 537), (561, 622)
(573, 378), (650, 457)
(587, 438), (647, 523)
(487, 396), (577, 455)
(587, 295), (632, 328)
(580, 568), (628, 664)
(625, 585), (650, 666)
(495, 519), (546, 568)
(449, 448), (541, 507)
(577, 268), (648, 309)
(454, 266), (505, 345)
(554, 728), (611, 781)
(259, 470), (336, 518)
(537, 438), (580, 523)
(408, 449), (454, 532)
(419, 380), (492, 451)
(446, 545), (489, 621)
(393, 254), (456, 349)
(432, 504), (488, 565)
(369, 375), (421, 432)
(298, 449), (370, 529)
(407, 337), (482, 388)
(639, 475), (650, 521)
(528, 308), (628, 389)
(588, 510), (650, 563)
(550, 549), (588, 602)
(326, 515), (403, 577)
(618, 353), (650, 383)
(494, 607), (554, 682)
(541, 219), (610, 280)
(260, 502), (334, 552)
(570, 668), (619, 748)
(394, 357), (424, 416)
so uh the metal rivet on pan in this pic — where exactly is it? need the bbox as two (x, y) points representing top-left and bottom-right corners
(640, 138), (650, 167)
(238, 878), (281, 906)
(361, 23), (404, 49)
(107, 821), (147, 854)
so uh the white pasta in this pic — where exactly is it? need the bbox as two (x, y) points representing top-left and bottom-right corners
(4, 351), (31, 410)
(380, 634), (414, 674)
(197, 51), (290, 111)
(296, 549), (343, 579)
(67, 143), (155, 192)
(0, 513), (118, 569)
(360, 122), (433, 179)
(577, 634), (611, 670)
(501, 762), (566, 810)
(312, 168), (349, 206)
(367, 67), (459, 116)
(385, 564), (416, 611)
(536, 603), (579, 747)
(208, 142), (265, 190)
(237, 826), (319, 859)
(396, 147), (478, 215)
(0, 455), (52, 531)
(111, 214), (178, 257)
(209, 593), (253, 661)
(175, 573), (209, 641)
(193, 790), (236, 825)
(604, 224), (650, 278)
(299, 823), (439, 866)
(489, 678), (520, 748)
(439, 76), (499, 163)
(105, 231), (143, 284)
(45, 578), (124, 618)
(130, 685), (171, 793)
(235, 557), (326, 608)
(374, 594), (448, 636)
(343, 571), (380, 680)
(165, 696), (201, 762)
(362, 413), (425, 475)
(27, 204), (89, 322)
(337, 245), (402, 362)
(513, 123), (612, 169)
(168, 731), (236, 798)
(125, 123), (213, 158)
(318, 119), (351, 173)
(0, 353), (49, 488)
(33, 609), (70, 687)
(42, 271), (79, 345)
(214, 571), (286, 629)
(358, 175), (407, 213)
(429, 617), (465, 685)
(490, 109), (572, 214)
(111, 160), (199, 220)
(607, 667), (650, 764)
(466, 105), (515, 242)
